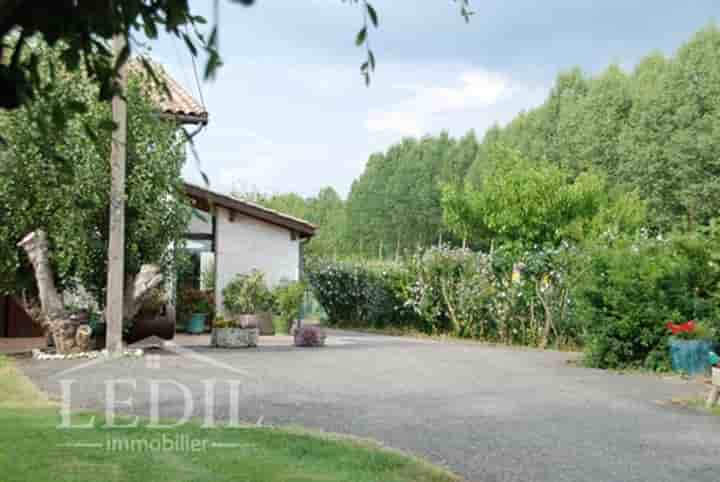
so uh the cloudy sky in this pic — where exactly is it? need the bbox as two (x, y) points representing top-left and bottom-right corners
(148, 1), (718, 198)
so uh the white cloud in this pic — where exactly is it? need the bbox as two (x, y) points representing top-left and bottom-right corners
(366, 68), (530, 136)
(365, 110), (423, 137)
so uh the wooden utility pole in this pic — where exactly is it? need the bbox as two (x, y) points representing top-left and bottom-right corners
(106, 33), (128, 356)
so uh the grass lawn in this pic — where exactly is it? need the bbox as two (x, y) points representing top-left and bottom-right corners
(0, 356), (457, 482)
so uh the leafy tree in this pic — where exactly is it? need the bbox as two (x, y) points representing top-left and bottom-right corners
(344, 132), (479, 257)
(442, 145), (645, 249)
(617, 26), (720, 230)
(465, 25), (720, 233)
(0, 42), (191, 306)
(248, 25), (720, 257)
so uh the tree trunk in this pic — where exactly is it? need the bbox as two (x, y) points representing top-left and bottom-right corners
(18, 230), (92, 353)
(122, 264), (164, 322)
(19, 231), (164, 354)
(17, 231), (64, 321)
(536, 281), (554, 349)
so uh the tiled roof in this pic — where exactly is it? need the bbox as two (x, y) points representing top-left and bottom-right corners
(184, 183), (318, 238)
(128, 58), (208, 125)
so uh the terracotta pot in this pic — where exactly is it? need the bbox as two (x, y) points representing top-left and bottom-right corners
(236, 314), (260, 329)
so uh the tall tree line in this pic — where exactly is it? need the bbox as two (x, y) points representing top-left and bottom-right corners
(472, 25), (720, 231)
(248, 25), (720, 257)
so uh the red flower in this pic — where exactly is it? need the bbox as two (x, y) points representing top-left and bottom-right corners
(666, 320), (695, 335)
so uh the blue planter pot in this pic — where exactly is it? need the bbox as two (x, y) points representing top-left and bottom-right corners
(668, 338), (718, 375)
(187, 313), (207, 334)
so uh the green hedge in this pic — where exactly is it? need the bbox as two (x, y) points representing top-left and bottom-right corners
(306, 259), (418, 329)
(307, 246), (576, 345)
(574, 234), (720, 369)
(308, 232), (720, 368)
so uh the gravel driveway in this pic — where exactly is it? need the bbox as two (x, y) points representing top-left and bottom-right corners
(18, 330), (720, 482)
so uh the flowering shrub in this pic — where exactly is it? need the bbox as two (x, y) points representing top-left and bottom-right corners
(177, 287), (214, 323)
(307, 245), (575, 345)
(294, 325), (326, 347)
(308, 231), (720, 362)
(666, 320), (696, 336)
(404, 247), (495, 336)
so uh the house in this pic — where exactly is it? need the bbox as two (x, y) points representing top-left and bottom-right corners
(183, 183), (316, 315)
(135, 61), (317, 331)
(1, 60), (316, 340)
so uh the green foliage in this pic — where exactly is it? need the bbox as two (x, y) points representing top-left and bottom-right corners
(308, 246), (577, 346)
(306, 260), (375, 326)
(177, 288), (214, 323)
(466, 25), (720, 232)
(573, 233), (720, 369)
(238, 25), (720, 261)
(307, 259), (418, 328)
(443, 145), (645, 248)
(344, 132), (478, 257)
(0, 2), (233, 111)
(212, 316), (235, 329)
(0, 41), (191, 304)
(404, 247), (495, 336)
(273, 280), (308, 328)
(222, 270), (274, 315)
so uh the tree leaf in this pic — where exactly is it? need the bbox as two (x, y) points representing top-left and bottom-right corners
(182, 33), (198, 57)
(366, 2), (379, 27)
(355, 27), (367, 46)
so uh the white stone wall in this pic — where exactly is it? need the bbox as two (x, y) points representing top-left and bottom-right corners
(214, 206), (300, 313)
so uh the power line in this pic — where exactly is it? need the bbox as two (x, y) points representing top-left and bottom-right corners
(188, 41), (207, 111)
(171, 37), (195, 100)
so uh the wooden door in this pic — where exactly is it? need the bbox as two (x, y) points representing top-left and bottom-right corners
(1, 295), (43, 337)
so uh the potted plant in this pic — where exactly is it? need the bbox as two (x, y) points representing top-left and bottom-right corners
(179, 287), (214, 334)
(211, 316), (259, 348)
(667, 320), (718, 375)
(189, 297), (212, 334)
(215, 270), (273, 346)
(272, 280), (307, 335)
(222, 270), (274, 331)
